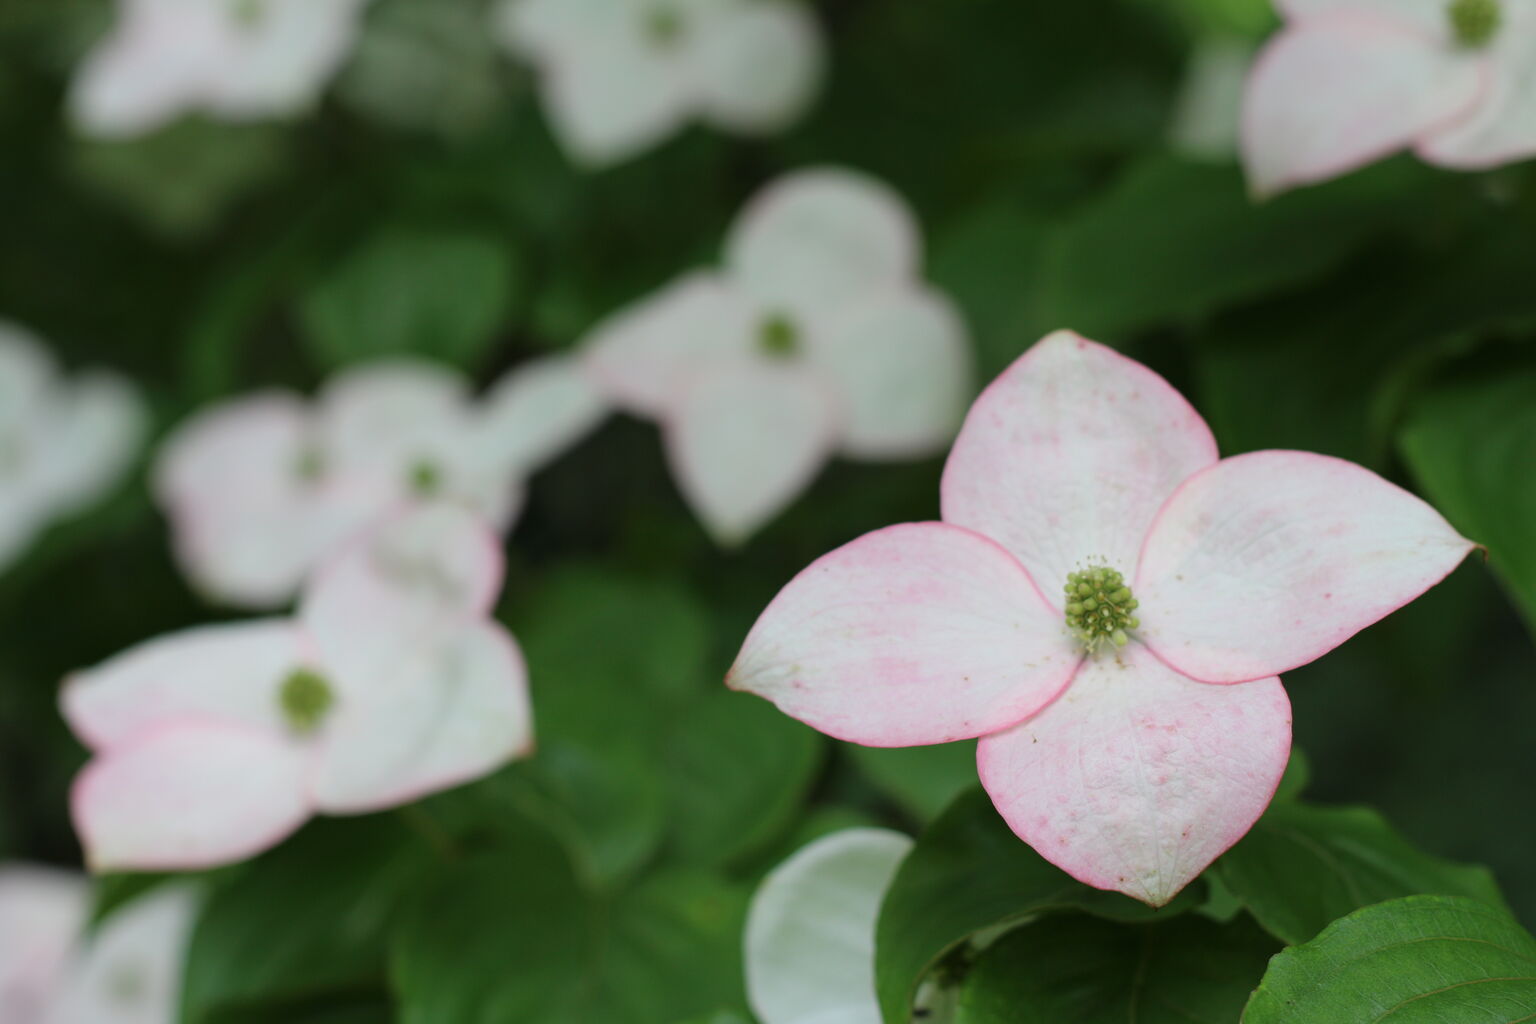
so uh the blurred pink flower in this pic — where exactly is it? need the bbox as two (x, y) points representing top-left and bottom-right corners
(70, 0), (373, 138)
(155, 357), (605, 608)
(1242, 0), (1536, 195)
(729, 331), (1474, 906)
(497, 0), (825, 167)
(584, 168), (973, 544)
(63, 503), (532, 872)
(0, 323), (146, 574)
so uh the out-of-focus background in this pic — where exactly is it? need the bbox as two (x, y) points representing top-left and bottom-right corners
(2, 0), (1535, 1019)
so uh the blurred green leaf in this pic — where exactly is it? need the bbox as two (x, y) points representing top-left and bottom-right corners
(299, 225), (519, 371)
(69, 119), (290, 238)
(847, 741), (977, 823)
(875, 789), (1202, 1024)
(665, 690), (823, 867)
(954, 912), (1276, 1023)
(1400, 365), (1536, 635)
(183, 818), (432, 1022)
(1243, 895), (1536, 1022)
(1217, 800), (1506, 946)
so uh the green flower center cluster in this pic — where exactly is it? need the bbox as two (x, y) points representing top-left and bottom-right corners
(279, 667), (334, 734)
(1449, 0), (1501, 47)
(758, 313), (802, 359)
(1063, 565), (1139, 651)
(647, 7), (685, 45)
(232, 0), (267, 30)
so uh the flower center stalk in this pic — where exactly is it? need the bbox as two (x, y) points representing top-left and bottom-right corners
(279, 667), (334, 734)
(1063, 565), (1139, 651)
(758, 313), (801, 359)
(1449, 0), (1501, 47)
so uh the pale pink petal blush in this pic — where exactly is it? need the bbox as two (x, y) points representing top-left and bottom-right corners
(72, 720), (311, 872)
(978, 644), (1292, 907)
(730, 522), (1080, 747)
(44, 883), (198, 1024)
(663, 359), (840, 545)
(1277, 0), (1456, 34)
(941, 331), (1217, 605)
(0, 866), (89, 1024)
(1241, 17), (1483, 196)
(1135, 451), (1475, 684)
(1417, 1), (1536, 169)
(474, 355), (610, 477)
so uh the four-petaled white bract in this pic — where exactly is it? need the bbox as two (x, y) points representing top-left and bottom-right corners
(729, 331), (1474, 907)
(0, 867), (196, 1024)
(1242, 0), (1536, 196)
(0, 323), (147, 575)
(584, 168), (973, 545)
(63, 503), (533, 872)
(70, 0), (374, 139)
(496, 0), (825, 167)
(744, 828), (911, 1024)
(156, 356), (605, 609)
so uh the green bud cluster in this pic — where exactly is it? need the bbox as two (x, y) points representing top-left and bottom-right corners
(1063, 565), (1139, 651)
(647, 7), (685, 45)
(279, 668), (334, 734)
(758, 313), (801, 359)
(1449, 0), (1501, 47)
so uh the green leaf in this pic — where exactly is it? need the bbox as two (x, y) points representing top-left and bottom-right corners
(299, 225), (519, 371)
(1243, 895), (1536, 1022)
(1217, 800), (1506, 946)
(1400, 366), (1536, 634)
(1033, 156), (1432, 338)
(847, 740), (978, 823)
(665, 690), (823, 867)
(956, 912), (1278, 1023)
(875, 788), (1202, 1024)
(182, 817), (432, 1022)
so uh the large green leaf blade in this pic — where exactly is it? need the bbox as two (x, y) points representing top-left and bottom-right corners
(1243, 895), (1536, 1022)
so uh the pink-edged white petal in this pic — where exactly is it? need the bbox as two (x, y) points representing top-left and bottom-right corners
(745, 828), (912, 1024)
(300, 502), (505, 675)
(1241, 18), (1483, 196)
(72, 721), (311, 871)
(154, 391), (307, 510)
(1135, 451), (1475, 684)
(941, 331), (1217, 606)
(475, 355), (610, 476)
(494, 0), (614, 59)
(1277, 0), (1455, 34)
(0, 323), (57, 421)
(1418, 4), (1536, 169)
(978, 644), (1292, 907)
(201, 0), (369, 119)
(582, 272), (758, 415)
(62, 620), (307, 751)
(535, 31), (691, 167)
(730, 522), (1080, 746)
(43, 884), (198, 1024)
(315, 359), (472, 486)
(689, 0), (825, 134)
(1169, 36), (1256, 162)
(812, 286), (971, 461)
(664, 358), (838, 544)
(0, 866), (89, 1024)
(309, 621), (532, 813)
(29, 372), (146, 513)
(725, 169), (921, 323)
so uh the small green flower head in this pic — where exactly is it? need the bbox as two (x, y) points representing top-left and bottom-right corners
(1063, 565), (1139, 652)
(1449, 0), (1501, 47)
(279, 668), (334, 734)
(294, 446), (325, 483)
(232, 0), (267, 29)
(758, 313), (801, 359)
(647, 5), (684, 45)
(409, 459), (443, 497)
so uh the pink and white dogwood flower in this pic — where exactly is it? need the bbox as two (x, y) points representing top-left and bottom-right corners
(496, 0), (824, 167)
(70, 0), (374, 139)
(0, 867), (89, 1024)
(1242, 0), (1536, 195)
(0, 323), (146, 575)
(156, 356), (605, 608)
(729, 331), (1474, 907)
(585, 168), (972, 544)
(744, 828), (911, 1024)
(43, 884), (198, 1024)
(63, 503), (532, 871)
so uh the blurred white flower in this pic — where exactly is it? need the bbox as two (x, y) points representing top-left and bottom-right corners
(64, 504), (532, 871)
(584, 168), (972, 544)
(70, 0), (375, 139)
(496, 0), (825, 167)
(44, 885), (198, 1024)
(0, 867), (196, 1024)
(1170, 36), (1256, 162)
(744, 828), (912, 1024)
(155, 356), (606, 609)
(0, 323), (147, 574)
